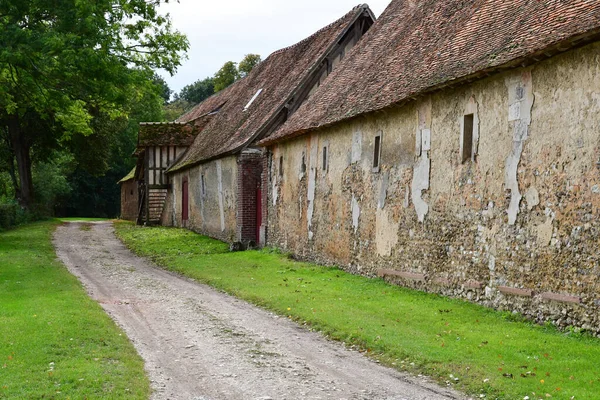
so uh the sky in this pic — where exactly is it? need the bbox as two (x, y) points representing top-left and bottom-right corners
(157, 0), (391, 95)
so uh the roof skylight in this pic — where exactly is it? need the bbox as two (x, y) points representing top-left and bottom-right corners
(243, 89), (263, 111)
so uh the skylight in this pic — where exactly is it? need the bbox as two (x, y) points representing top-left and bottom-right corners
(243, 89), (263, 111)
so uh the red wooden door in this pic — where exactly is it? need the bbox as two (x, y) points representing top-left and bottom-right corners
(182, 180), (189, 222)
(255, 186), (262, 243)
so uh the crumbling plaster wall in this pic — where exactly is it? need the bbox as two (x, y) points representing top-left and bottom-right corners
(267, 42), (600, 332)
(170, 156), (238, 242)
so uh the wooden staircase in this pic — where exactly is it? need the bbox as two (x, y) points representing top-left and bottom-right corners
(137, 188), (168, 225)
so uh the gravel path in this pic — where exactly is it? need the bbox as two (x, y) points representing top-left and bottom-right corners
(53, 221), (465, 400)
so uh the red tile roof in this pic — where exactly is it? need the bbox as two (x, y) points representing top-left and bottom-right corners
(263, 0), (600, 145)
(168, 4), (372, 172)
(138, 122), (197, 147)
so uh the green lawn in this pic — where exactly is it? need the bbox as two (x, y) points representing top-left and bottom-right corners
(115, 221), (600, 400)
(0, 221), (150, 399)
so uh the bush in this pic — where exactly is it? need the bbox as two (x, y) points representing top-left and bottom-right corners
(0, 198), (37, 231)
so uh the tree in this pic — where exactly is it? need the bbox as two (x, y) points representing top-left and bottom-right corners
(178, 77), (214, 104)
(153, 74), (173, 104)
(0, 0), (188, 208)
(238, 54), (262, 78)
(213, 61), (239, 92)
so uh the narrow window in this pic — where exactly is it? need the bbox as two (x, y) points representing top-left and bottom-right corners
(279, 156), (284, 177)
(201, 174), (206, 196)
(322, 146), (328, 172)
(373, 134), (382, 171)
(462, 114), (474, 163)
(300, 153), (306, 174)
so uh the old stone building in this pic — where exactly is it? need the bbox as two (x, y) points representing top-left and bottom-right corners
(151, 5), (376, 244)
(119, 168), (138, 221)
(260, 0), (600, 332)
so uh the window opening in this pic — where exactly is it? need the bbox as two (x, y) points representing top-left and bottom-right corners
(300, 153), (306, 174)
(201, 174), (206, 196)
(373, 134), (382, 171)
(462, 114), (474, 163)
(279, 156), (284, 177)
(322, 146), (328, 172)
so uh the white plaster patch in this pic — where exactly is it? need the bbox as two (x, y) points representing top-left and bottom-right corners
(504, 70), (534, 225)
(525, 186), (540, 211)
(307, 134), (319, 239)
(411, 152), (430, 222)
(508, 102), (521, 121)
(378, 171), (389, 210)
(536, 217), (554, 246)
(412, 98), (432, 222)
(505, 140), (524, 225)
(421, 128), (431, 151)
(376, 207), (399, 257)
(351, 195), (360, 233)
(216, 160), (225, 232)
(351, 130), (362, 163)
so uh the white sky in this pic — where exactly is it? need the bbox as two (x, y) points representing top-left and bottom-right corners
(158, 0), (391, 94)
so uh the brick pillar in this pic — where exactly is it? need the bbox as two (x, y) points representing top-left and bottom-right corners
(260, 149), (270, 246)
(236, 150), (263, 245)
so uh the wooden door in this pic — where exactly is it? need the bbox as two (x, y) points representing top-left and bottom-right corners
(182, 180), (189, 222)
(255, 186), (262, 243)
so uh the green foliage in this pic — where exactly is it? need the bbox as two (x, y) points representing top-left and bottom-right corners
(238, 54), (262, 78)
(152, 74), (172, 103)
(0, 198), (35, 231)
(0, 221), (149, 398)
(163, 98), (192, 121)
(213, 61), (240, 92)
(116, 222), (600, 400)
(0, 0), (188, 208)
(178, 77), (215, 104)
(32, 152), (75, 215)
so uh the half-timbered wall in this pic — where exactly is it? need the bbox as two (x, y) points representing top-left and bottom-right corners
(146, 146), (187, 187)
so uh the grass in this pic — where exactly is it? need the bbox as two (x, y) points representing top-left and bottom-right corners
(0, 221), (150, 399)
(114, 222), (600, 400)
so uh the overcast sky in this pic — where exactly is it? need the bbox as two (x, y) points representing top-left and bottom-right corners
(158, 0), (391, 94)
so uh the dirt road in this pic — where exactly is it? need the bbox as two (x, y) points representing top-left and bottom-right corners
(53, 222), (464, 400)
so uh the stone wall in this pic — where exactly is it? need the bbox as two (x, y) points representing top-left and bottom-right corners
(169, 155), (238, 243)
(266, 42), (600, 333)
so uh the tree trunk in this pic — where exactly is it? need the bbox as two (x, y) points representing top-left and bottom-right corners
(8, 115), (33, 208)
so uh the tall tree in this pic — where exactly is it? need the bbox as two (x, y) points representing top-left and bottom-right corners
(178, 77), (214, 104)
(213, 61), (239, 92)
(238, 54), (262, 78)
(0, 0), (188, 208)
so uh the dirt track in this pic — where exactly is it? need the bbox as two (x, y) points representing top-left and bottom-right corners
(53, 221), (464, 400)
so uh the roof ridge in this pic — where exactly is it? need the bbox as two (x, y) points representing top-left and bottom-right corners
(269, 4), (367, 57)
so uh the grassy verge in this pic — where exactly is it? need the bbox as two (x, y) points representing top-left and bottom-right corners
(0, 221), (150, 399)
(115, 222), (600, 400)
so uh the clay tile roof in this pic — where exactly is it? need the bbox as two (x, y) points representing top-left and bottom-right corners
(264, 0), (600, 145)
(168, 4), (371, 173)
(137, 121), (197, 147)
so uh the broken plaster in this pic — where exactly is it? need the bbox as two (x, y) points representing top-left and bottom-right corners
(216, 160), (226, 232)
(352, 194), (361, 233)
(504, 70), (534, 225)
(307, 134), (319, 239)
(411, 98), (432, 222)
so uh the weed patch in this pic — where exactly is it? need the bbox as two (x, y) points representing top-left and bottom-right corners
(115, 222), (600, 400)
